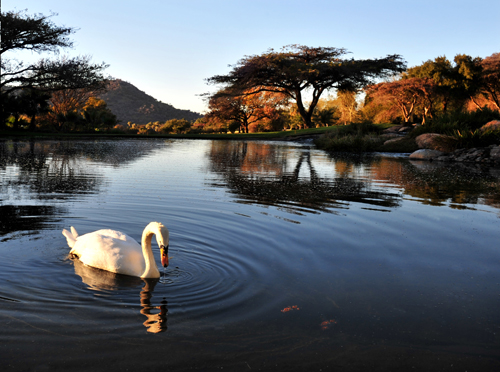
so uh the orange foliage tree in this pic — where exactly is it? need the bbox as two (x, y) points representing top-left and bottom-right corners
(365, 78), (437, 124)
(206, 87), (287, 133)
(479, 53), (500, 110)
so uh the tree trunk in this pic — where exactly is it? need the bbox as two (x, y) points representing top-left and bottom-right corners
(294, 90), (314, 128)
(469, 96), (483, 111)
(29, 114), (37, 131)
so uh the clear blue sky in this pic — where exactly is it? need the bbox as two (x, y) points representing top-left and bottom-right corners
(5, 0), (500, 114)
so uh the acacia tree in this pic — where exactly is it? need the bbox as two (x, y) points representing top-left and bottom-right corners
(1, 10), (109, 128)
(206, 45), (406, 128)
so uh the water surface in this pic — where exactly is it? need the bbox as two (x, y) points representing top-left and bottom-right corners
(1, 138), (499, 371)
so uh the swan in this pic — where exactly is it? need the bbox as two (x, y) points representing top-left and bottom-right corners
(62, 222), (169, 278)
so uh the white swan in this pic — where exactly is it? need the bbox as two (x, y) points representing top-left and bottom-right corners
(62, 222), (169, 278)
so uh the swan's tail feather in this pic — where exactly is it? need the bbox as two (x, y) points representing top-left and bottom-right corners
(62, 227), (78, 248)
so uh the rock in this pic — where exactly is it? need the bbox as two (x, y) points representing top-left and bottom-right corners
(409, 149), (444, 160)
(480, 120), (500, 132)
(491, 146), (500, 159)
(380, 133), (402, 140)
(398, 126), (412, 133)
(384, 137), (406, 145)
(415, 133), (456, 152)
(435, 155), (451, 162)
(383, 125), (406, 133)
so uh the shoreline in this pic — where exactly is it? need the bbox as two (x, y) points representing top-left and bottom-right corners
(2, 131), (500, 166)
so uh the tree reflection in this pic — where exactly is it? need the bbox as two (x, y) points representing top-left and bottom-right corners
(72, 259), (168, 333)
(208, 141), (401, 213)
(207, 141), (500, 214)
(0, 140), (104, 200)
(0, 205), (65, 237)
(0, 139), (160, 237)
(372, 159), (500, 209)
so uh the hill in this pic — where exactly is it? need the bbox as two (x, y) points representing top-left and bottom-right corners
(97, 79), (202, 125)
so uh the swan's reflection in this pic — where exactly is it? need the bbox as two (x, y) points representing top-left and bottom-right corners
(140, 281), (168, 333)
(72, 259), (168, 333)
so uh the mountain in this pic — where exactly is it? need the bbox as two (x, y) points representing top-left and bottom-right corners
(97, 79), (202, 125)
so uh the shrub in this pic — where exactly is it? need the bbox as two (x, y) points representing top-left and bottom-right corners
(451, 128), (500, 149)
(412, 108), (500, 138)
(316, 134), (384, 153)
(314, 123), (384, 152)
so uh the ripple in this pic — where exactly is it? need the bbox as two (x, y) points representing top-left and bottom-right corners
(159, 235), (270, 322)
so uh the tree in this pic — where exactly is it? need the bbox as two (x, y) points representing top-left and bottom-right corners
(365, 77), (438, 124)
(312, 97), (339, 127)
(1, 10), (108, 128)
(312, 106), (338, 127)
(81, 97), (117, 131)
(479, 53), (500, 110)
(405, 54), (483, 114)
(159, 119), (192, 134)
(206, 88), (287, 133)
(20, 89), (52, 130)
(405, 56), (453, 113)
(0, 88), (52, 130)
(414, 78), (438, 123)
(334, 90), (359, 125)
(366, 79), (420, 123)
(206, 45), (406, 128)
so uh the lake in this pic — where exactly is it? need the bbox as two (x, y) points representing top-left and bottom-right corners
(1, 138), (499, 371)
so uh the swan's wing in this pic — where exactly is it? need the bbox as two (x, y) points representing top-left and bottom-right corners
(62, 228), (76, 248)
(72, 230), (145, 277)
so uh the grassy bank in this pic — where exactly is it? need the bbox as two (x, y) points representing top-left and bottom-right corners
(312, 122), (419, 153)
(0, 126), (337, 141)
(315, 109), (500, 154)
(4, 114), (498, 155)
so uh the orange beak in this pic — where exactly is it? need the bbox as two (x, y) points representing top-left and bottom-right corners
(160, 246), (169, 267)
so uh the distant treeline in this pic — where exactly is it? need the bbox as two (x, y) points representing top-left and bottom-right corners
(1, 10), (498, 135)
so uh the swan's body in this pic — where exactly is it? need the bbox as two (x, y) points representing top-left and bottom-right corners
(63, 222), (169, 278)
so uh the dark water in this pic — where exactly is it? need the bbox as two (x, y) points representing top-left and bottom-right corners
(1, 138), (499, 371)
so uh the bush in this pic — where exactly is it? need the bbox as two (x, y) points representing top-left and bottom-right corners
(412, 108), (500, 138)
(410, 108), (500, 149)
(451, 128), (500, 149)
(314, 122), (385, 153)
(315, 133), (384, 152)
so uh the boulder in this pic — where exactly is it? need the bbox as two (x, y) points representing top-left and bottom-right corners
(409, 149), (444, 160)
(415, 133), (456, 152)
(491, 145), (500, 160)
(480, 120), (500, 132)
(384, 137), (405, 145)
(383, 125), (406, 133)
(380, 133), (402, 140)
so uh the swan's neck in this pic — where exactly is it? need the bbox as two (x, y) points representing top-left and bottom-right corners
(141, 229), (160, 278)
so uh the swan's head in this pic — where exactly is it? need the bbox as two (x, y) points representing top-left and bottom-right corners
(160, 244), (169, 267)
(147, 222), (170, 268)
